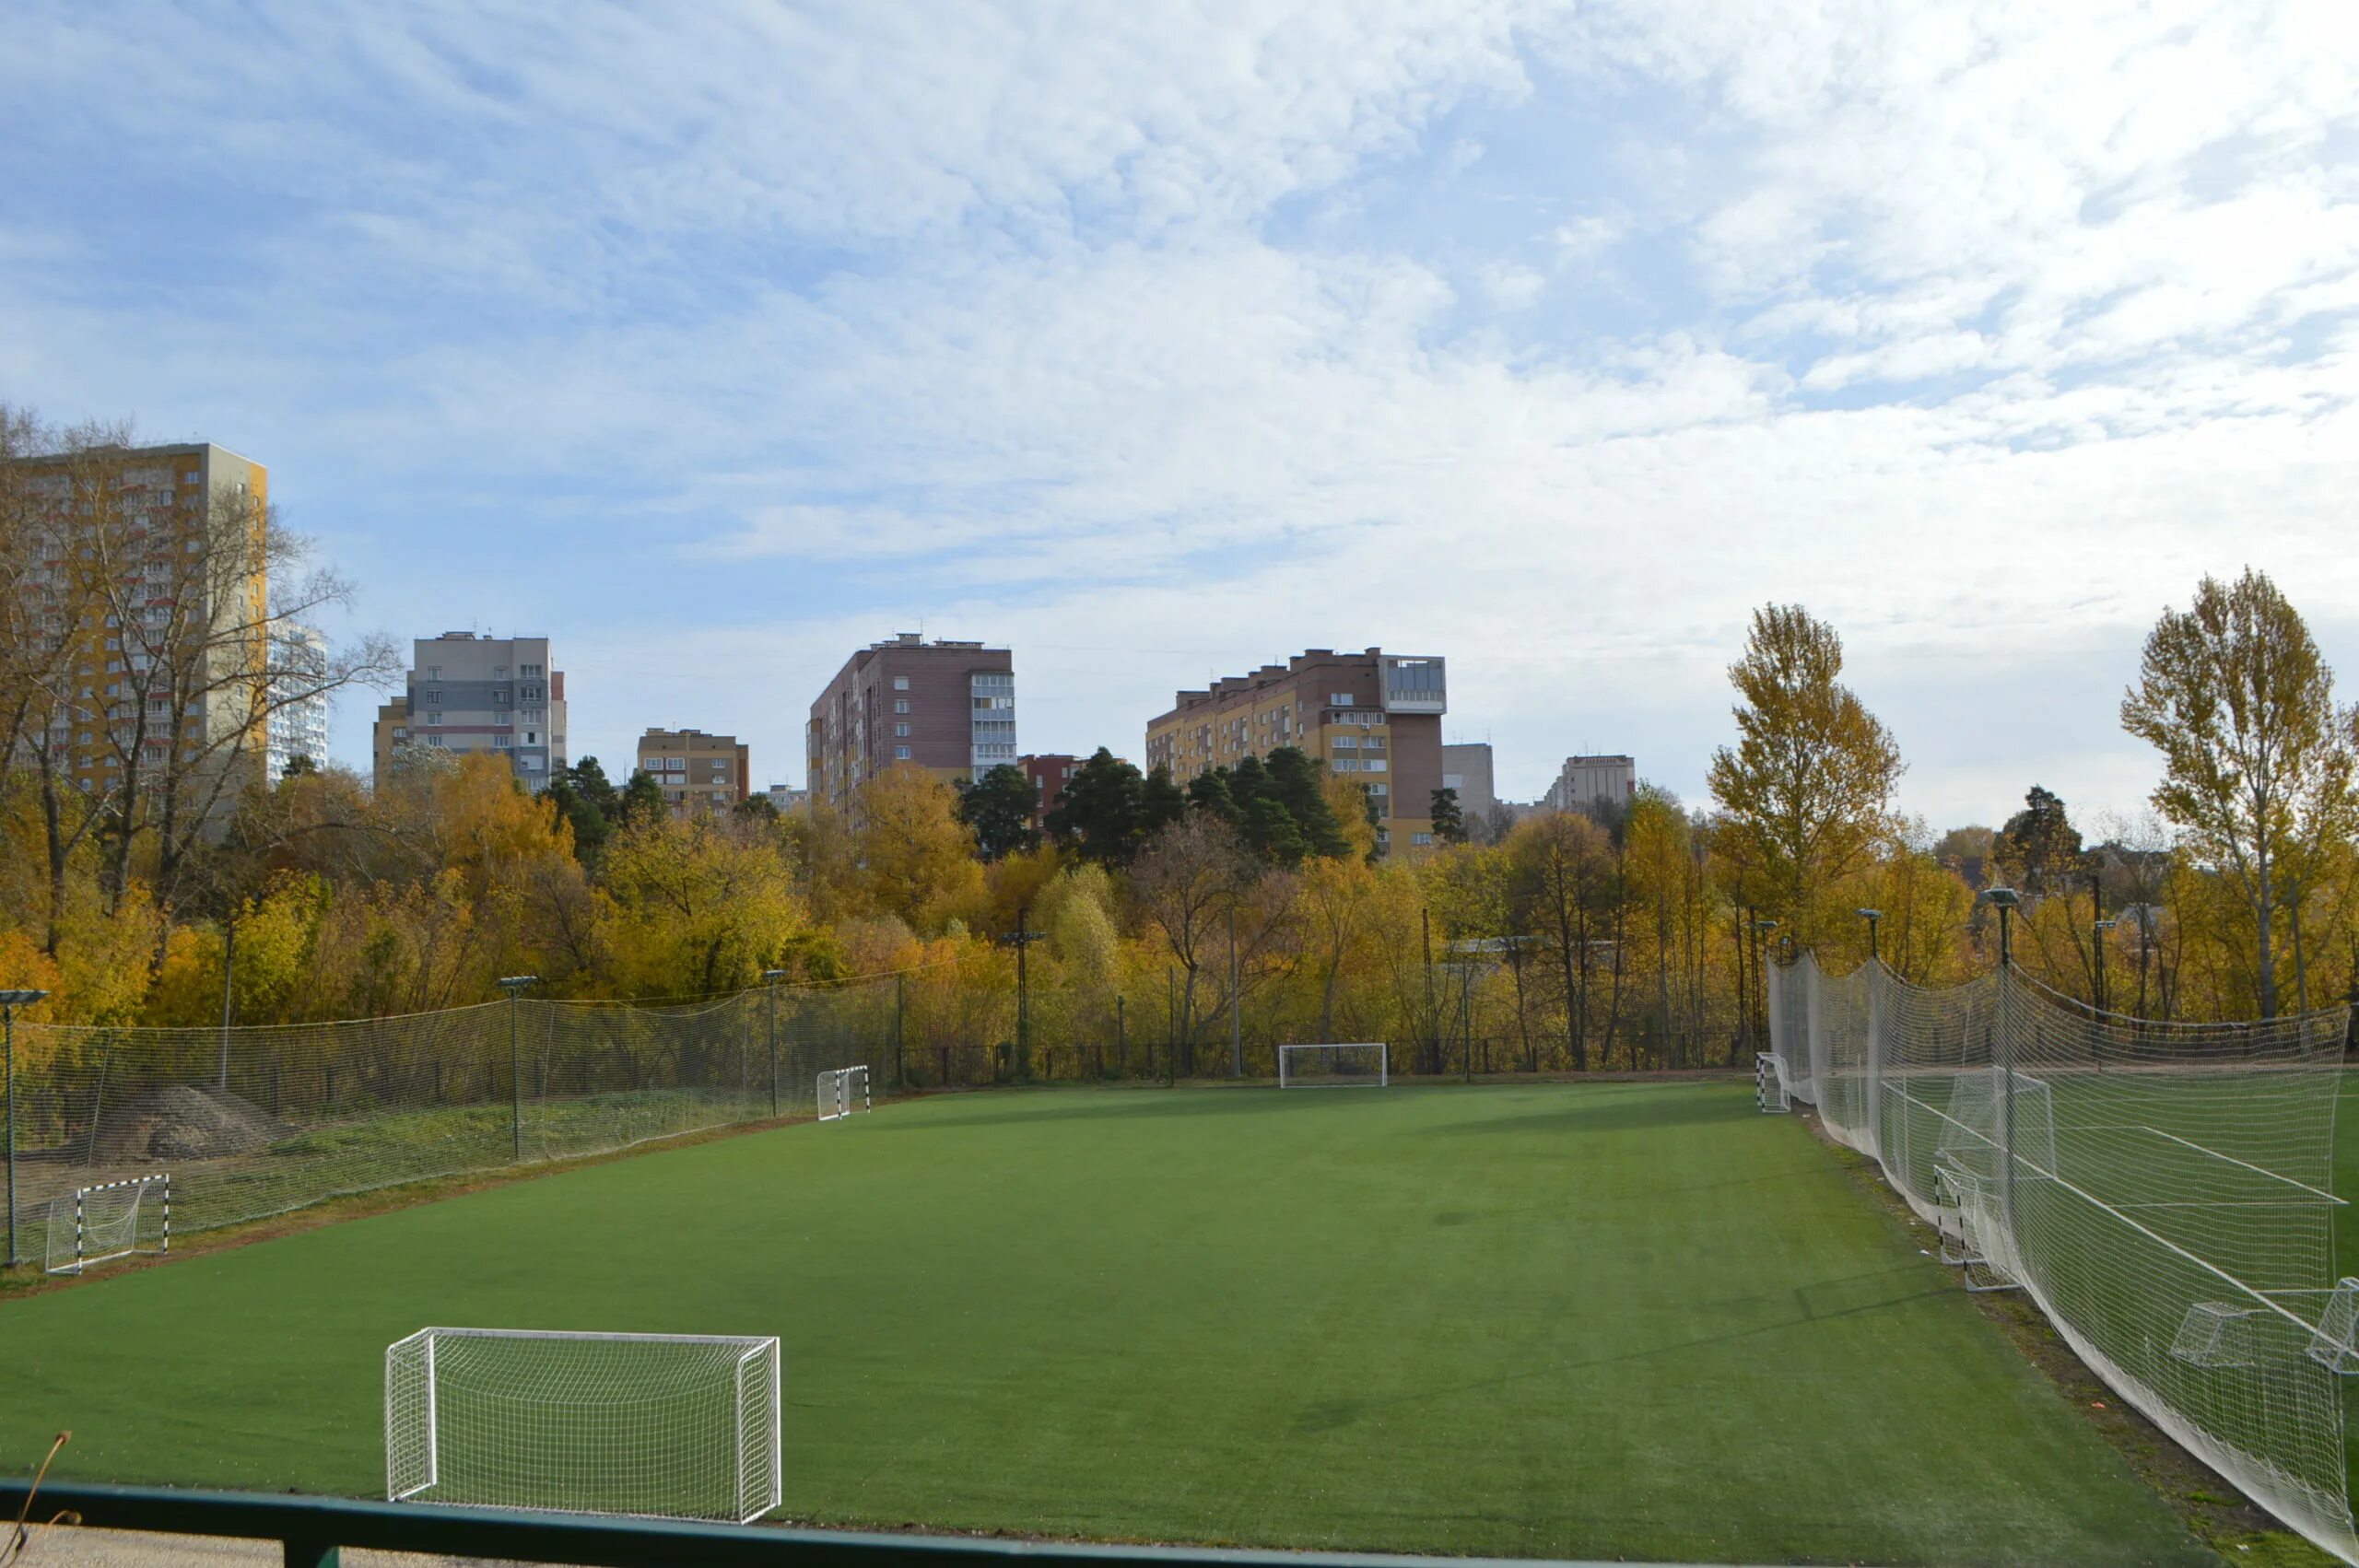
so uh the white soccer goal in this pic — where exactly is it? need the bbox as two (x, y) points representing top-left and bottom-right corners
(1755, 1052), (1790, 1113)
(1277, 1043), (1388, 1088)
(816, 1064), (871, 1121)
(385, 1328), (781, 1522)
(44, 1173), (170, 1275)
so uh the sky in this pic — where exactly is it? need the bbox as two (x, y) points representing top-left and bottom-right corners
(4, 2), (2356, 830)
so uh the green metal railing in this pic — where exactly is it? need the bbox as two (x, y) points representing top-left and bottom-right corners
(0, 1481), (1672, 1568)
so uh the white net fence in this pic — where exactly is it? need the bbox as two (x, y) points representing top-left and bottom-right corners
(1769, 953), (2355, 1562)
(4, 979), (895, 1268)
(385, 1327), (781, 1521)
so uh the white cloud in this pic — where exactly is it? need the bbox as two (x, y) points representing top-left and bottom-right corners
(6, 0), (2358, 832)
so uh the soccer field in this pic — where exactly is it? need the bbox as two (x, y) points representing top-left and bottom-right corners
(1, 1081), (2215, 1564)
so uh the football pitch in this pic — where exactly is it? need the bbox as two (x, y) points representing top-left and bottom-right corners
(1, 1080), (2219, 1565)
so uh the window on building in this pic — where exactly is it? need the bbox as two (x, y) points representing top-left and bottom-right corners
(1412, 832), (1433, 847)
(426, 711), (441, 725)
(427, 666), (440, 680)
(494, 666), (509, 679)
(892, 676), (910, 691)
(1365, 758), (1388, 772)
(894, 698), (910, 714)
(1330, 692), (1353, 706)
(895, 745), (911, 760)
(894, 722), (910, 737)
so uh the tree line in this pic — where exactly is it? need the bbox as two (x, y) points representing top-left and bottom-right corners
(4, 403), (2352, 1051)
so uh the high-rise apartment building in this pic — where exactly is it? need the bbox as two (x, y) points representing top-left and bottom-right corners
(1144, 647), (1447, 853)
(1440, 743), (1498, 825)
(636, 728), (749, 817)
(765, 783), (810, 815)
(4, 441), (271, 803)
(1543, 755), (1636, 816)
(397, 633), (567, 790)
(806, 634), (1015, 808)
(265, 622), (331, 782)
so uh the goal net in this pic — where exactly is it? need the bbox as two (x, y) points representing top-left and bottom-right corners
(1768, 952), (2356, 1563)
(1278, 1043), (1388, 1087)
(44, 1174), (169, 1275)
(816, 1064), (871, 1121)
(385, 1328), (780, 1522)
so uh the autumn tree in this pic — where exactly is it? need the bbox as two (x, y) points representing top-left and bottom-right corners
(2121, 568), (2359, 1016)
(1707, 604), (1903, 941)
(851, 764), (983, 930)
(1127, 812), (1253, 1074)
(957, 764), (1041, 860)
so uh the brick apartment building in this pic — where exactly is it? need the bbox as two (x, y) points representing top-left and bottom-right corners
(1019, 752), (1081, 826)
(636, 728), (750, 816)
(1144, 647), (1447, 853)
(806, 633), (1015, 808)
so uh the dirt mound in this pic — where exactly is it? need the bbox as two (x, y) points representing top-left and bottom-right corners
(92, 1084), (292, 1162)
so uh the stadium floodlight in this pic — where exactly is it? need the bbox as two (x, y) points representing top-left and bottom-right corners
(1982, 887), (2021, 966)
(1856, 909), (1883, 964)
(2, 989), (48, 1268)
(386, 1328), (781, 1522)
(1277, 1043), (1388, 1088)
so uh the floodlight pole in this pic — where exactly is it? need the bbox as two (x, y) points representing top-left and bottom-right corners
(1751, 918), (1780, 1051)
(1983, 889), (2022, 1236)
(1001, 925), (1046, 1082)
(761, 969), (788, 1117)
(1858, 908), (1882, 966)
(2, 990), (50, 1269)
(498, 977), (538, 1162)
(2094, 919), (2118, 1015)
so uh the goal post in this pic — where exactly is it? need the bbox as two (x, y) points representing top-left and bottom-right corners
(44, 1174), (170, 1275)
(1277, 1043), (1388, 1088)
(816, 1064), (871, 1121)
(385, 1328), (782, 1523)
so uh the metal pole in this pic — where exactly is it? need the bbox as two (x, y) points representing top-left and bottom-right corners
(1421, 907), (1436, 1075)
(1116, 995), (1127, 1077)
(766, 978), (780, 1117)
(1227, 907), (1241, 1079)
(894, 973), (906, 1091)
(1015, 926), (1031, 1083)
(4, 1004), (15, 1269)
(510, 991), (522, 1163)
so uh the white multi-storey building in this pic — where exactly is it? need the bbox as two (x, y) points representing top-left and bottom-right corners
(265, 622), (332, 782)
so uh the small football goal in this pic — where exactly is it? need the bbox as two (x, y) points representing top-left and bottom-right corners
(385, 1327), (782, 1522)
(817, 1064), (871, 1121)
(45, 1173), (169, 1275)
(1277, 1043), (1388, 1088)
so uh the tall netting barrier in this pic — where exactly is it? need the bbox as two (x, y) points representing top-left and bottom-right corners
(2, 978), (895, 1270)
(1771, 953), (2357, 1562)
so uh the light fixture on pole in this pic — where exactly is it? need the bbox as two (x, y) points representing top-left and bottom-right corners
(1856, 908), (1883, 965)
(1983, 888), (2021, 968)
(1, 989), (50, 1270)
(998, 930), (1047, 1082)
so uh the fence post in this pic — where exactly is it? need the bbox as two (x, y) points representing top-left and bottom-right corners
(0, 991), (46, 1270)
(894, 974), (906, 1091)
(1116, 995), (1126, 1078)
(761, 971), (785, 1118)
(497, 977), (537, 1163)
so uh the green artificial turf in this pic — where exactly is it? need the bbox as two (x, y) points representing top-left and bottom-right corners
(0, 1082), (2214, 1564)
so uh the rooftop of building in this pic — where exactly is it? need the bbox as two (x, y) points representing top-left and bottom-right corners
(1161, 647), (1436, 717)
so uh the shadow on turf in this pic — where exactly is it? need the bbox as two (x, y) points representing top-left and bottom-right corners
(1285, 1262), (1952, 1434)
